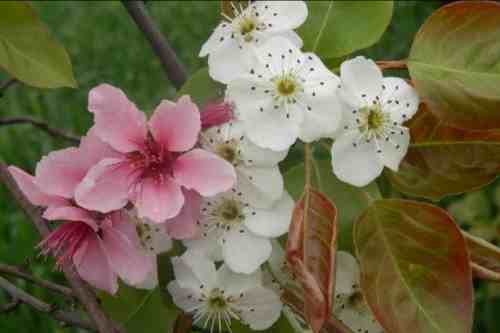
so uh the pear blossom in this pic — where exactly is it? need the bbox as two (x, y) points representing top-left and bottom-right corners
(131, 217), (173, 290)
(8, 134), (153, 294)
(185, 186), (294, 274)
(227, 36), (342, 151)
(200, 1), (308, 84)
(167, 250), (283, 332)
(334, 251), (383, 333)
(74, 84), (236, 224)
(331, 56), (419, 187)
(200, 120), (287, 207)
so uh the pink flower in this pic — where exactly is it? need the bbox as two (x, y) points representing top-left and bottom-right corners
(200, 100), (234, 129)
(74, 84), (236, 224)
(8, 133), (153, 294)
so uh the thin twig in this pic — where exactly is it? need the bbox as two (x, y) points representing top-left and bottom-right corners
(376, 60), (408, 71)
(0, 263), (74, 298)
(0, 160), (121, 333)
(0, 275), (96, 331)
(122, 1), (187, 88)
(0, 117), (80, 144)
(0, 78), (17, 96)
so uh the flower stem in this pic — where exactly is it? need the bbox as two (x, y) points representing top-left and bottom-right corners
(376, 59), (408, 71)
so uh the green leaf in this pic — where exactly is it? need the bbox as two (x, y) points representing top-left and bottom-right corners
(284, 154), (379, 252)
(101, 284), (178, 333)
(387, 105), (500, 200)
(408, 1), (500, 129)
(463, 231), (500, 282)
(354, 199), (473, 333)
(177, 67), (224, 107)
(0, 1), (76, 88)
(298, 1), (393, 57)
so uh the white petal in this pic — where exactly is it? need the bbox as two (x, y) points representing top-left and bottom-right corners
(339, 56), (383, 108)
(244, 191), (294, 238)
(299, 95), (343, 142)
(335, 251), (360, 296)
(336, 307), (383, 333)
(237, 286), (283, 330)
(268, 240), (296, 287)
(299, 53), (339, 88)
(240, 134), (288, 167)
(133, 259), (159, 290)
(276, 30), (303, 48)
(167, 281), (200, 312)
(216, 264), (262, 296)
(183, 231), (223, 262)
(222, 226), (272, 274)
(226, 78), (274, 121)
(137, 221), (172, 255)
(377, 127), (410, 171)
(244, 108), (301, 151)
(172, 249), (217, 290)
(208, 41), (254, 84)
(256, 1), (308, 31)
(254, 36), (303, 74)
(200, 22), (233, 57)
(237, 166), (284, 208)
(380, 77), (419, 124)
(331, 131), (384, 187)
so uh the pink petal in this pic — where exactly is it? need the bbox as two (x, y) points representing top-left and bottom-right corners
(88, 84), (147, 153)
(73, 234), (118, 294)
(149, 95), (201, 152)
(75, 158), (136, 213)
(165, 189), (201, 240)
(100, 213), (153, 285)
(35, 148), (91, 198)
(8, 166), (67, 207)
(201, 101), (234, 129)
(79, 129), (122, 167)
(132, 176), (185, 223)
(42, 206), (98, 231)
(173, 149), (236, 197)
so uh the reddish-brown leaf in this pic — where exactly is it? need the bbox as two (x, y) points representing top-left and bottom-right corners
(387, 104), (500, 200)
(286, 189), (337, 333)
(463, 231), (500, 281)
(355, 199), (473, 333)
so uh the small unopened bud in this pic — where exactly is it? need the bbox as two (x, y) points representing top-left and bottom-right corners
(201, 101), (234, 129)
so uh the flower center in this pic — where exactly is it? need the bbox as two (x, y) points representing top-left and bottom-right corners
(366, 107), (385, 130)
(215, 199), (243, 225)
(277, 78), (297, 96)
(358, 105), (390, 139)
(208, 295), (227, 311)
(128, 135), (178, 181)
(215, 142), (238, 165)
(346, 291), (370, 315)
(240, 17), (256, 35)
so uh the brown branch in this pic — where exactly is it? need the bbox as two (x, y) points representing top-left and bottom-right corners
(0, 116), (80, 144)
(0, 275), (96, 331)
(376, 60), (408, 71)
(0, 297), (20, 313)
(122, 1), (187, 89)
(0, 263), (74, 298)
(0, 160), (121, 333)
(0, 78), (17, 96)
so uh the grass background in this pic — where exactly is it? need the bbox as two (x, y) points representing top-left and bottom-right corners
(0, 1), (498, 332)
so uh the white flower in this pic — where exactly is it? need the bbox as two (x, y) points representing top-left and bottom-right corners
(200, 1), (308, 84)
(200, 121), (287, 208)
(227, 36), (342, 151)
(185, 187), (294, 274)
(131, 219), (173, 290)
(334, 251), (383, 333)
(331, 56), (419, 187)
(168, 250), (283, 332)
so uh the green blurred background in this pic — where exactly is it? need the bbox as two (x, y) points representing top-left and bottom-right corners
(0, 1), (498, 332)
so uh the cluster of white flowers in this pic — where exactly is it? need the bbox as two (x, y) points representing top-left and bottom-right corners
(168, 1), (418, 331)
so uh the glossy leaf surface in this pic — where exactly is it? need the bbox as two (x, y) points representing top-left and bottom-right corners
(0, 1), (76, 88)
(408, 1), (500, 129)
(354, 199), (473, 333)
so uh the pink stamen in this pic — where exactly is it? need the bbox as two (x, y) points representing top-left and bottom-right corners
(39, 221), (94, 268)
(201, 101), (234, 129)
